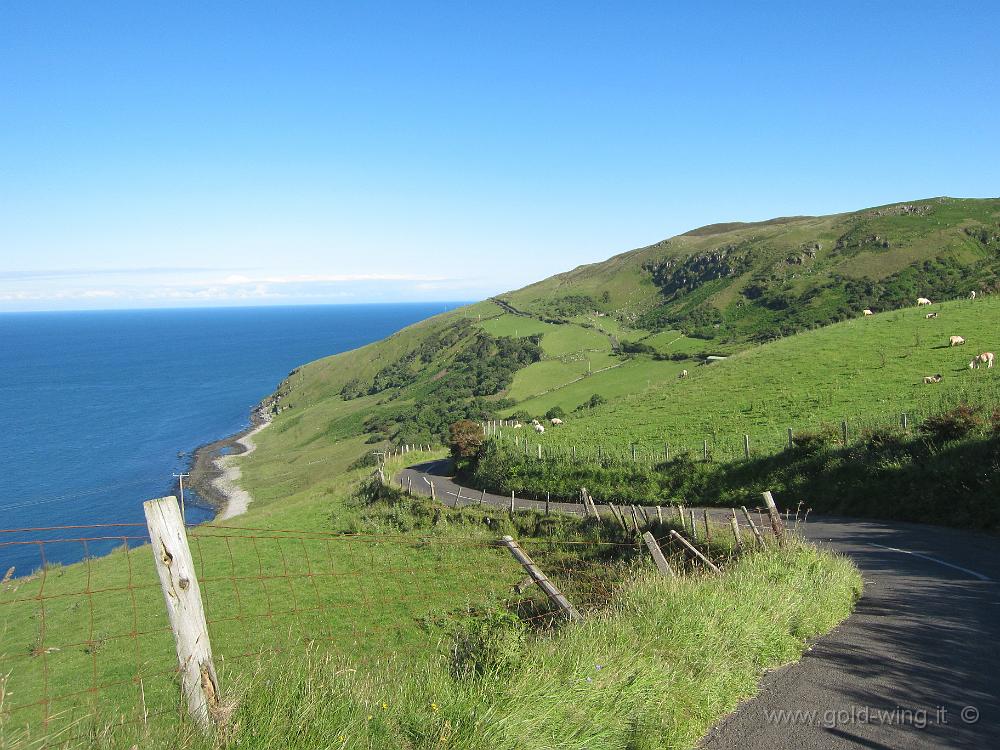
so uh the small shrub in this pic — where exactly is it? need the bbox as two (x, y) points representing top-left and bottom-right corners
(450, 608), (527, 678)
(792, 425), (838, 455)
(545, 406), (566, 420)
(449, 419), (485, 460)
(918, 404), (983, 442)
(859, 426), (905, 453)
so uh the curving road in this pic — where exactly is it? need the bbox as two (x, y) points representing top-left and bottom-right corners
(398, 460), (1000, 749)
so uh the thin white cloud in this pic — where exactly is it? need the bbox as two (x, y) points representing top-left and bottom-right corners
(219, 273), (450, 285)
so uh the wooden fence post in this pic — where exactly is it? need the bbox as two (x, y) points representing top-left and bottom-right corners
(761, 491), (786, 544)
(677, 504), (686, 531)
(841, 420), (848, 446)
(703, 509), (711, 542)
(630, 505), (642, 533)
(545, 492), (550, 515)
(730, 512), (742, 550)
(664, 443), (670, 461)
(901, 412), (908, 430)
(787, 427), (793, 449)
(668, 530), (721, 574)
(689, 509), (697, 539)
(703, 439), (709, 461)
(641, 532), (675, 577)
(144, 496), (220, 732)
(744, 434), (750, 459)
(656, 506), (663, 525)
(500, 536), (582, 621)
(480, 488), (486, 505)
(510, 490), (515, 514)
(740, 506), (766, 547)
(537, 444), (542, 460)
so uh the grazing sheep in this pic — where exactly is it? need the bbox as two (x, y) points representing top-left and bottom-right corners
(949, 335), (966, 347)
(550, 418), (563, 425)
(863, 309), (874, 316)
(513, 423), (523, 429)
(970, 290), (977, 300)
(917, 297), (932, 306)
(533, 424), (545, 433)
(970, 352), (995, 369)
(923, 374), (943, 384)
(679, 369), (688, 379)
(925, 312), (939, 319)
(531, 419), (540, 426)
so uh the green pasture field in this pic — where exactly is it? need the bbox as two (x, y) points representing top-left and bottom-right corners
(513, 296), (1000, 455)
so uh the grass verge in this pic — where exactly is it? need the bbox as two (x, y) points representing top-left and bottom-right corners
(84, 539), (859, 750)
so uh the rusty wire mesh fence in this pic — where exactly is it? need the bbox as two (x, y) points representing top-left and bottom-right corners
(0, 516), (685, 744)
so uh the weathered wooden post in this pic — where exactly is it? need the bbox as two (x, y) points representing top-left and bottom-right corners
(480, 488), (486, 505)
(741, 506), (766, 547)
(510, 490), (515, 514)
(545, 492), (550, 516)
(730, 512), (742, 550)
(677, 504), (686, 531)
(744, 434), (750, 459)
(656, 506), (663, 524)
(631, 444), (637, 462)
(703, 509), (711, 542)
(901, 412), (908, 430)
(689, 509), (697, 538)
(641, 532), (675, 577)
(668, 530), (721, 574)
(787, 427), (794, 449)
(841, 420), (848, 446)
(761, 491), (786, 545)
(500, 536), (582, 621)
(144, 496), (220, 732)
(703, 439), (709, 461)
(664, 443), (670, 461)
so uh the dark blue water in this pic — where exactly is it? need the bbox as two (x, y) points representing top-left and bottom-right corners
(0, 303), (458, 572)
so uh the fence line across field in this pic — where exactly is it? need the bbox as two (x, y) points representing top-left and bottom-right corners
(481, 390), (999, 468)
(1, 497), (681, 737)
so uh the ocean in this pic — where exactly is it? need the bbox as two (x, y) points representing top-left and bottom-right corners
(0, 303), (458, 572)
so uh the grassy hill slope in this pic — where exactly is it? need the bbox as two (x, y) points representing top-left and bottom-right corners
(520, 295), (1000, 456)
(503, 197), (1000, 344)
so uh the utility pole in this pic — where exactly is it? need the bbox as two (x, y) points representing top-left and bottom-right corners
(172, 472), (190, 523)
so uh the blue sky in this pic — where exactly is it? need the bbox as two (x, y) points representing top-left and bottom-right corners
(1, 1), (997, 311)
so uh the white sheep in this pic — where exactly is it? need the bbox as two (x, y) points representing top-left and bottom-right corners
(923, 374), (943, 384)
(679, 369), (688, 379)
(917, 297), (932, 306)
(970, 352), (995, 369)
(550, 418), (563, 425)
(533, 424), (545, 433)
(863, 309), (874, 316)
(949, 335), (966, 347)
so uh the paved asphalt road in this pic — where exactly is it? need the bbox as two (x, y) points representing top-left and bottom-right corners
(398, 460), (1000, 749)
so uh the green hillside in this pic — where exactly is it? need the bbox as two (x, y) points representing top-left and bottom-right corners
(504, 197), (1000, 343)
(272, 196), (1000, 454)
(513, 294), (1000, 457)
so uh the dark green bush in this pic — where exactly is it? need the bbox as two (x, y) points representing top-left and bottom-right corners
(918, 404), (983, 442)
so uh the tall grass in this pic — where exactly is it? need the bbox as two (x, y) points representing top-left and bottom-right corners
(55, 541), (859, 750)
